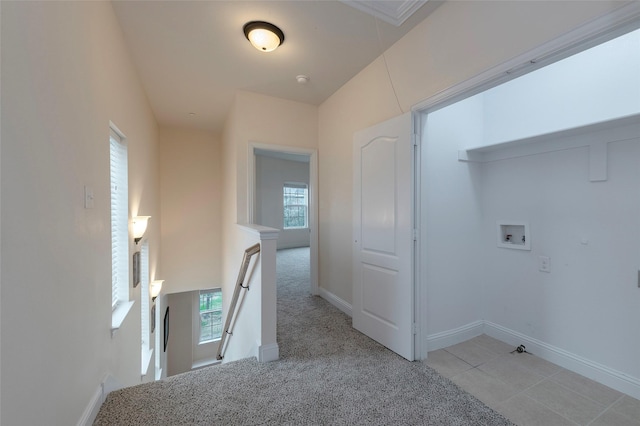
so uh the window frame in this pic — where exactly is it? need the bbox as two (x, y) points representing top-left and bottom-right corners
(110, 124), (134, 333)
(110, 128), (129, 309)
(140, 241), (151, 348)
(198, 288), (223, 344)
(282, 182), (309, 230)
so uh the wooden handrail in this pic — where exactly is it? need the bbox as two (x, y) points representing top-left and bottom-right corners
(216, 243), (261, 361)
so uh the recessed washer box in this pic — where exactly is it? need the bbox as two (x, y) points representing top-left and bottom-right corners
(497, 221), (530, 250)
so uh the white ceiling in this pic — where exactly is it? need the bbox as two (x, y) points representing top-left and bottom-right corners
(111, 0), (440, 134)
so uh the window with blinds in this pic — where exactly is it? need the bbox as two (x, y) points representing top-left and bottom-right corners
(140, 241), (150, 348)
(283, 183), (308, 229)
(110, 128), (129, 310)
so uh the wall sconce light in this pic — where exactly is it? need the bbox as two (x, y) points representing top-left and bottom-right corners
(150, 280), (164, 302)
(243, 21), (284, 52)
(132, 216), (151, 245)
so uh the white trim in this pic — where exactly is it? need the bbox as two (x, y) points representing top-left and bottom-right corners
(258, 342), (280, 362)
(108, 120), (126, 140)
(76, 385), (103, 426)
(111, 300), (135, 336)
(411, 112), (423, 360)
(425, 320), (484, 352)
(237, 223), (280, 240)
(425, 321), (640, 400)
(191, 358), (222, 370)
(412, 2), (640, 115)
(141, 347), (154, 378)
(318, 287), (353, 317)
(101, 372), (120, 396)
(248, 142), (320, 296)
(341, 0), (427, 26)
(77, 373), (119, 426)
(458, 114), (640, 165)
(484, 322), (640, 400)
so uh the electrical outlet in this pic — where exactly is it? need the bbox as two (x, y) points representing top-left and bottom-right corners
(538, 256), (550, 273)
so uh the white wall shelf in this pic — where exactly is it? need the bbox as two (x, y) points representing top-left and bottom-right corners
(458, 114), (640, 182)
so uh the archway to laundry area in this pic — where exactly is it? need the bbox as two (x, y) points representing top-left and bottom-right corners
(415, 20), (640, 400)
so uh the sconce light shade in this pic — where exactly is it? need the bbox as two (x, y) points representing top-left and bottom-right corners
(150, 280), (164, 301)
(132, 216), (151, 244)
(243, 21), (284, 52)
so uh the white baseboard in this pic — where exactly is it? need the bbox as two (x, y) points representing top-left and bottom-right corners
(318, 287), (352, 317)
(425, 320), (484, 352)
(258, 342), (279, 362)
(77, 373), (119, 426)
(191, 358), (222, 370)
(426, 320), (640, 400)
(77, 384), (103, 426)
(484, 321), (640, 400)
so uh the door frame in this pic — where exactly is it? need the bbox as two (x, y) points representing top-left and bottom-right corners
(247, 141), (319, 296)
(412, 2), (640, 360)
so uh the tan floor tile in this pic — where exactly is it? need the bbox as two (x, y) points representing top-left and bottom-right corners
(550, 370), (623, 406)
(506, 351), (564, 378)
(470, 334), (515, 355)
(445, 339), (500, 367)
(450, 367), (519, 408)
(524, 379), (605, 425)
(439, 336), (639, 426)
(424, 349), (473, 378)
(612, 396), (640, 424)
(496, 394), (577, 426)
(590, 409), (640, 426)
(477, 354), (545, 391)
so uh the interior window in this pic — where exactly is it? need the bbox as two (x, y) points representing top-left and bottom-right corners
(199, 289), (222, 343)
(283, 183), (308, 229)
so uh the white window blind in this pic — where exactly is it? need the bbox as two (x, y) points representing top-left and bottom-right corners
(110, 129), (129, 310)
(140, 241), (150, 348)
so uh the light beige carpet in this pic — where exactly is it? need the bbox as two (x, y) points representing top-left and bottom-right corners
(94, 247), (514, 425)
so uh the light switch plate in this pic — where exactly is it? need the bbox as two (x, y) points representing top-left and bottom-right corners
(84, 186), (94, 209)
(538, 256), (550, 273)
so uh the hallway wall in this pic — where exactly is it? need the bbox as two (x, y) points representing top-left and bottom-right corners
(481, 134), (640, 384)
(1, 2), (161, 424)
(159, 127), (223, 294)
(317, 0), (624, 309)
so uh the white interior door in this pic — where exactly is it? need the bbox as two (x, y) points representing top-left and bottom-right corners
(353, 112), (414, 361)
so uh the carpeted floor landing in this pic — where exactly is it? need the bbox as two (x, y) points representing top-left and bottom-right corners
(94, 247), (514, 425)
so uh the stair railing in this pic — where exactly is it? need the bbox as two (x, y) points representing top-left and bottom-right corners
(216, 243), (261, 361)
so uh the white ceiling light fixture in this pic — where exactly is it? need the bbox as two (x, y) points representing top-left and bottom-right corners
(296, 75), (310, 84)
(243, 21), (285, 52)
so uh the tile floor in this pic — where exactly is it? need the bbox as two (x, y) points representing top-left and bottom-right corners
(426, 335), (640, 426)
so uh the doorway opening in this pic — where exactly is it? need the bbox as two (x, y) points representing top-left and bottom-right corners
(248, 143), (319, 297)
(415, 10), (639, 398)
